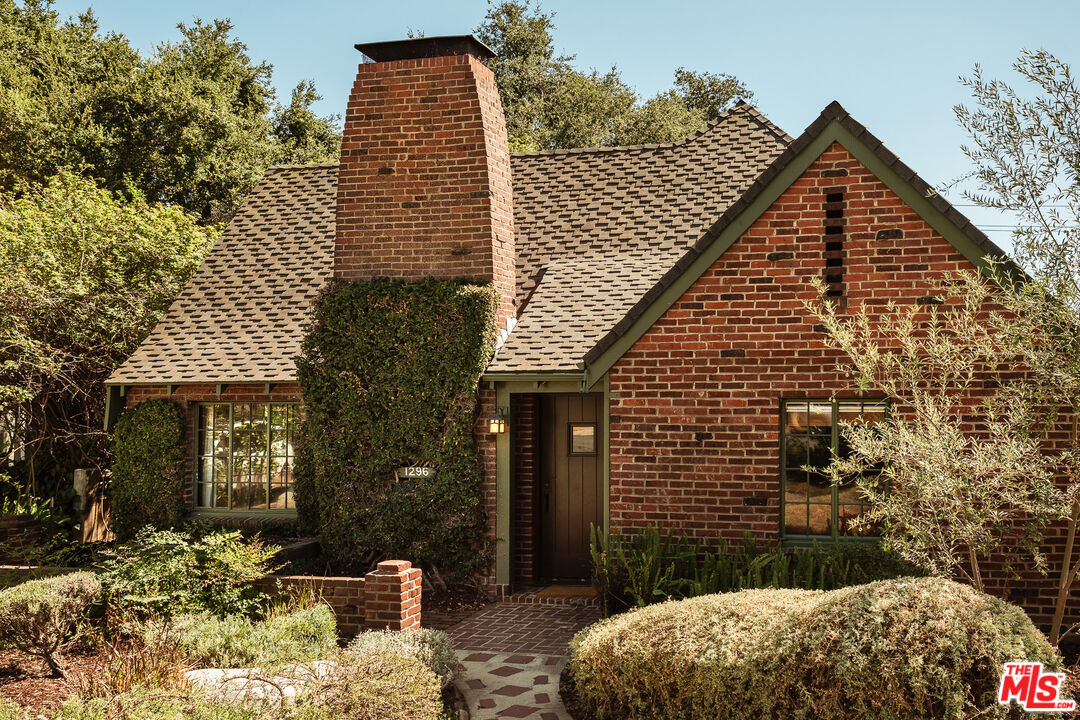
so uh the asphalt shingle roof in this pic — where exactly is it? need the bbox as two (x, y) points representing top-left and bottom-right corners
(489, 102), (791, 371)
(108, 163), (336, 384)
(110, 103), (793, 383)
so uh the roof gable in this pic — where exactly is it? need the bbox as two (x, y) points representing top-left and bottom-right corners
(578, 101), (1011, 387)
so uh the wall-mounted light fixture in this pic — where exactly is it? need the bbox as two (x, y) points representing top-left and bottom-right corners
(488, 408), (508, 434)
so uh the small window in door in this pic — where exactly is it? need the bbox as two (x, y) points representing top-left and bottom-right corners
(569, 423), (597, 455)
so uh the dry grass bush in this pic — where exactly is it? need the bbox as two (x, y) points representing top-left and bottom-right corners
(69, 621), (192, 699)
(307, 652), (442, 720)
(565, 577), (1062, 720)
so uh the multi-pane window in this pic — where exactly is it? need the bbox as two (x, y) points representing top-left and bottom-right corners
(780, 399), (887, 538)
(196, 403), (298, 511)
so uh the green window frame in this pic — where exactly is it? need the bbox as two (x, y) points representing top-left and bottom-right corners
(195, 402), (299, 512)
(780, 398), (888, 541)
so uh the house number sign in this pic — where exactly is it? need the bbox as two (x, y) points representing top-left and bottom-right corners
(396, 466), (435, 478)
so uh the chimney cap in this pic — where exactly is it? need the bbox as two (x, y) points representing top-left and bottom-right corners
(355, 35), (495, 62)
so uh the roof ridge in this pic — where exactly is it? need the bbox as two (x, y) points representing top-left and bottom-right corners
(737, 102), (795, 145)
(510, 102), (774, 158)
(266, 161), (339, 171)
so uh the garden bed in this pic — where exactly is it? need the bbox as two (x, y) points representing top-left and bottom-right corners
(0, 648), (96, 713)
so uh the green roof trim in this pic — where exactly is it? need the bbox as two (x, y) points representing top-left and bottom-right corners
(582, 101), (1012, 387)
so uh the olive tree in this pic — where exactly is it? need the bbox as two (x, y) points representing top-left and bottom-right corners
(811, 49), (1080, 645)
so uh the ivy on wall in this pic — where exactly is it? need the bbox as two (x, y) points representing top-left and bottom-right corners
(109, 399), (187, 540)
(294, 278), (498, 581)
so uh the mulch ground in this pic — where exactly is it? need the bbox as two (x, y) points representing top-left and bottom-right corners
(0, 649), (96, 713)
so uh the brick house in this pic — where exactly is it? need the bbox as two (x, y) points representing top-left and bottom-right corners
(104, 35), (1075, 623)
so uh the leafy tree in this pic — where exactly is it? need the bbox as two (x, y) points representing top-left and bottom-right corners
(0, 171), (215, 496)
(811, 49), (1080, 645)
(0, 1), (340, 222)
(474, 1), (753, 150)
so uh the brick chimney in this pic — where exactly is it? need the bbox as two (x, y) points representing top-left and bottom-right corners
(336, 35), (516, 334)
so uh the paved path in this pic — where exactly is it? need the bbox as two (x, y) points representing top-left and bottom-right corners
(441, 603), (600, 719)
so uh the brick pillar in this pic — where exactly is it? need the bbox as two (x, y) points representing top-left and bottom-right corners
(364, 560), (422, 631)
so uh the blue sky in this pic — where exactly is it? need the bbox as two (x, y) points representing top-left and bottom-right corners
(51, 0), (1080, 247)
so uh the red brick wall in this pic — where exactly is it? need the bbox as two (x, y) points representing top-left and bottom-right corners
(334, 52), (516, 329)
(607, 142), (1078, 626)
(122, 383), (301, 511)
(0, 516), (42, 563)
(476, 385), (499, 591)
(512, 394), (537, 587)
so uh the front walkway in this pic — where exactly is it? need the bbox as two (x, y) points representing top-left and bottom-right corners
(438, 603), (601, 719)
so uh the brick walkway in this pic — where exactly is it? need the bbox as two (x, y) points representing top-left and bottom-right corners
(440, 603), (600, 719)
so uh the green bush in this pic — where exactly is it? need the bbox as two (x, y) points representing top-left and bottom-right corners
(294, 278), (497, 581)
(346, 628), (457, 688)
(0, 571), (102, 676)
(51, 691), (317, 720)
(175, 605), (338, 667)
(0, 697), (29, 720)
(109, 400), (187, 540)
(100, 527), (279, 620)
(590, 525), (922, 616)
(565, 577), (1062, 720)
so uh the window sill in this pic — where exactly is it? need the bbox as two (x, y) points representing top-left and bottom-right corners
(193, 509), (297, 518)
(781, 535), (881, 549)
(190, 509), (298, 531)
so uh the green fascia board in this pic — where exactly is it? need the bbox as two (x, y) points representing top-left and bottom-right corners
(482, 372), (584, 384)
(584, 118), (1000, 384)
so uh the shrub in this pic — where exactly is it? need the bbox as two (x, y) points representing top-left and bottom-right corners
(346, 628), (457, 688)
(310, 653), (442, 720)
(565, 577), (1061, 720)
(175, 605), (337, 667)
(100, 527), (279, 620)
(109, 400), (187, 540)
(0, 571), (102, 676)
(294, 278), (497, 581)
(0, 698), (28, 720)
(52, 691), (296, 720)
(590, 524), (922, 616)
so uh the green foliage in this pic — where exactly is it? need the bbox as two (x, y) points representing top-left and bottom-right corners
(175, 605), (337, 667)
(0, 170), (215, 495)
(99, 527), (279, 620)
(0, 571), (102, 677)
(590, 524), (921, 617)
(346, 628), (457, 689)
(0, 698), (28, 720)
(109, 400), (186, 540)
(475, 1), (752, 149)
(295, 278), (497, 580)
(52, 691), (326, 720)
(565, 577), (1062, 720)
(0, 1), (340, 222)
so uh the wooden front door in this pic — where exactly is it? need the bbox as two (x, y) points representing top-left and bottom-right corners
(538, 393), (603, 583)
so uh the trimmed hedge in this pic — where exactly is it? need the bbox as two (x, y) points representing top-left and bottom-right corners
(294, 278), (497, 580)
(564, 577), (1062, 720)
(109, 399), (186, 540)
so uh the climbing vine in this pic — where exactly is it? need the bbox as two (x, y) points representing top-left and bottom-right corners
(294, 278), (498, 582)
